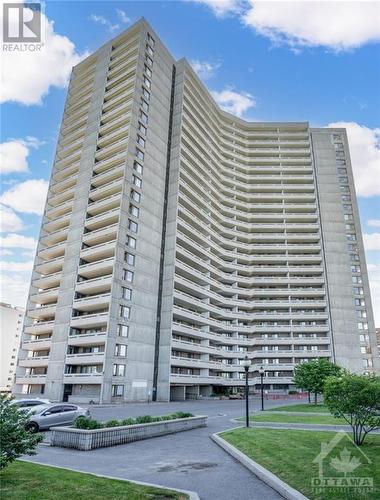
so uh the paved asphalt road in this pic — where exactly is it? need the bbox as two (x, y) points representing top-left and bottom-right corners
(24, 398), (305, 500)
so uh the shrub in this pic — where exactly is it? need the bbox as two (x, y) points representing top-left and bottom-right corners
(324, 374), (380, 445)
(74, 416), (103, 429)
(104, 419), (121, 428)
(135, 415), (153, 424)
(121, 417), (136, 426)
(0, 395), (43, 469)
(173, 411), (193, 418)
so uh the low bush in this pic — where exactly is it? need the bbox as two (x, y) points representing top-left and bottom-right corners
(73, 412), (194, 430)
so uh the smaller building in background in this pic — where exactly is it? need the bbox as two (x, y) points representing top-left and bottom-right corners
(377, 328), (380, 359)
(0, 303), (25, 393)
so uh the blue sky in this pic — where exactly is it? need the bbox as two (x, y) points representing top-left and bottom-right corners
(1, 0), (379, 321)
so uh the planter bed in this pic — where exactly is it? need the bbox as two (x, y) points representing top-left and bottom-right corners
(50, 415), (207, 450)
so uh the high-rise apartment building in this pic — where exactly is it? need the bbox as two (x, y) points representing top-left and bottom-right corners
(1, 303), (24, 393)
(14, 19), (379, 403)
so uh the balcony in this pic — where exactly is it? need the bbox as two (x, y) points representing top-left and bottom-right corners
(78, 256), (114, 279)
(19, 356), (50, 368)
(70, 311), (108, 329)
(93, 151), (127, 174)
(30, 287), (59, 305)
(84, 208), (119, 231)
(82, 223), (118, 246)
(91, 164), (124, 188)
(43, 212), (71, 233)
(40, 227), (69, 247)
(45, 198), (73, 219)
(33, 271), (62, 290)
(35, 255), (64, 275)
(68, 331), (107, 346)
(24, 321), (54, 335)
(73, 293), (111, 312)
(28, 304), (57, 320)
(15, 374), (47, 385)
(65, 352), (105, 365)
(80, 240), (116, 262)
(22, 338), (52, 351)
(76, 275), (113, 295)
(38, 241), (65, 261)
(63, 373), (103, 385)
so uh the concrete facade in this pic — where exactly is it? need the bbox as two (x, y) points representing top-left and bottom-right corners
(0, 303), (24, 392)
(14, 19), (379, 403)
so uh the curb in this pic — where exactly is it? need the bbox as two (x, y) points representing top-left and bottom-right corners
(210, 429), (308, 500)
(19, 459), (199, 500)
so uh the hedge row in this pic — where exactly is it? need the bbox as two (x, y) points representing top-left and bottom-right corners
(74, 411), (194, 430)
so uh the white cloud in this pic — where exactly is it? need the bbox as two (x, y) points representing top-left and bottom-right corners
(0, 249), (13, 257)
(0, 141), (29, 174)
(116, 9), (131, 24)
(0, 267), (32, 308)
(211, 89), (256, 117)
(190, 60), (221, 80)
(368, 219), (380, 228)
(0, 260), (34, 272)
(243, 1), (380, 50)
(0, 179), (48, 215)
(363, 233), (380, 251)
(190, 0), (245, 17)
(328, 122), (380, 197)
(367, 263), (380, 326)
(191, 1), (380, 51)
(1, 3), (86, 105)
(0, 204), (24, 232)
(0, 234), (37, 251)
(90, 14), (120, 33)
(0, 136), (43, 175)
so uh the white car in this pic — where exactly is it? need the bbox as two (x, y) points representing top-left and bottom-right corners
(25, 403), (90, 432)
(10, 398), (50, 410)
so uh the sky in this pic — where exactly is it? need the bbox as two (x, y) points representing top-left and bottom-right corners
(1, 0), (380, 323)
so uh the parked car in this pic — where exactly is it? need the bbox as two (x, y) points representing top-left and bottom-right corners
(25, 403), (90, 432)
(10, 398), (50, 410)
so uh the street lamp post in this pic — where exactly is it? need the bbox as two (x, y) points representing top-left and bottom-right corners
(242, 356), (251, 427)
(259, 366), (265, 411)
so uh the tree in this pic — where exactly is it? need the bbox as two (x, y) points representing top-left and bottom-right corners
(0, 395), (43, 469)
(293, 359), (342, 404)
(324, 374), (380, 446)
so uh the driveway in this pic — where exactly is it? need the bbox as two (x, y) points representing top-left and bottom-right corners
(25, 398), (303, 500)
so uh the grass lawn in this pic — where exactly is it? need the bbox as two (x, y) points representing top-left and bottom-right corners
(248, 413), (346, 425)
(0, 461), (188, 500)
(221, 428), (380, 500)
(270, 403), (329, 413)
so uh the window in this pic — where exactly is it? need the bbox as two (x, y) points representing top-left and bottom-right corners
(359, 334), (369, 342)
(137, 135), (145, 148)
(136, 148), (144, 161)
(350, 253), (359, 262)
(339, 177), (348, 184)
(111, 385), (124, 397)
(131, 190), (141, 204)
(126, 235), (136, 249)
(356, 310), (367, 318)
(344, 214), (353, 221)
(343, 204), (352, 212)
(138, 122), (147, 136)
(113, 364), (126, 377)
(115, 344), (127, 357)
(129, 204), (139, 218)
(347, 243), (357, 251)
(147, 34), (155, 46)
(128, 220), (138, 233)
(139, 110), (148, 124)
(351, 265), (361, 273)
(353, 287), (364, 295)
(142, 88), (150, 100)
(146, 44), (154, 56)
(133, 175), (142, 188)
(340, 186), (350, 193)
(355, 298), (365, 307)
(141, 99), (149, 112)
(352, 276), (362, 284)
(341, 195), (351, 202)
(124, 252), (135, 266)
(119, 305), (130, 318)
(357, 322), (368, 330)
(346, 224), (355, 231)
(122, 287), (132, 300)
(123, 269), (134, 282)
(145, 55), (153, 66)
(118, 324), (129, 337)
(347, 234), (356, 241)
(133, 161), (143, 175)
(143, 76), (151, 88)
(336, 160), (346, 166)
(144, 65), (152, 78)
